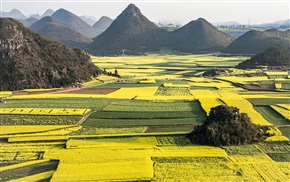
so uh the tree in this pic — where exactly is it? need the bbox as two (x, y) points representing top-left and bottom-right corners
(114, 69), (119, 76)
(187, 105), (271, 146)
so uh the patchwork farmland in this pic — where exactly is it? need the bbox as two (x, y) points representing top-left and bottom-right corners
(0, 54), (289, 181)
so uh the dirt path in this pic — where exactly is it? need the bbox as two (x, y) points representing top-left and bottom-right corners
(276, 125), (290, 128)
(76, 111), (96, 125)
(76, 99), (116, 125)
(49, 80), (117, 94)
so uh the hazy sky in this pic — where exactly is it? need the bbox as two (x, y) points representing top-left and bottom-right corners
(1, 0), (289, 25)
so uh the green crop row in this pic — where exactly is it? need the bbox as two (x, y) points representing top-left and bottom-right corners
(154, 87), (191, 96)
(254, 106), (289, 126)
(88, 111), (204, 119)
(0, 115), (80, 125)
(247, 98), (290, 106)
(3, 98), (112, 110)
(82, 118), (204, 127)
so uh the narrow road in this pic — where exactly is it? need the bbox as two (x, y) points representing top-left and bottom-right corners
(50, 80), (117, 94)
(76, 111), (97, 125)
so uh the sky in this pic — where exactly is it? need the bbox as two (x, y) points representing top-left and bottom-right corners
(0, 0), (289, 25)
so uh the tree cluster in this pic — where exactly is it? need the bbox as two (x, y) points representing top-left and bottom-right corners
(237, 45), (290, 69)
(103, 69), (120, 77)
(187, 105), (271, 146)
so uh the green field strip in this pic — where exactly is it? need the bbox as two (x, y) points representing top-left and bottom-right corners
(0, 159), (51, 172)
(88, 111), (203, 119)
(3, 98), (112, 110)
(82, 118), (204, 127)
(256, 141), (290, 153)
(279, 128), (290, 140)
(266, 153), (290, 162)
(0, 115), (80, 125)
(254, 106), (289, 126)
(247, 98), (290, 106)
(0, 160), (58, 181)
(9, 170), (55, 182)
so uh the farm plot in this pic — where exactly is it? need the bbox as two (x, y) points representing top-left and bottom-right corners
(152, 157), (240, 181)
(0, 160), (58, 182)
(0, 91), (12, 97)
(236, 163), (290, 181)
(76, 127), (148, 135)
(267, 153), (290, 162)
(0, 125), (75, 135)
(83, 100), (206, 127)
(0, 108), (90, 116)
(219, 91), (271, 126)
(0, 115), (81, 125)
(2, 98), (112, 110)
(106, 87), (158, 99)
(50, 157), (154, 182)
(102, 100), (200, 112)
(89, 111), (199, 119)
(279, 128), (290, 139)
(43, 136), (227, 181)
(82, 118), (202, 127)
(247, 98), (290, 106)
(271, 104), (290, 120)
(223, 144), (290, 181)
(9, 170), (55, 182)
(154, 87), (191, 96)
(254, 106), (289, 126)
(197, 98), (224, 115)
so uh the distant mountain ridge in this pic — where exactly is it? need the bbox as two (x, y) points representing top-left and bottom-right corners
(52, 8), (101, 38)
(17, 17), (38, 27)
(42, 9), (55, 17)
(86, 4), (234, 55)
(80, 16), (97, 26)
(30, 16), (91, 48)
(223, 29), (290, 54)
(255, 19), (290, 28)
(1, 9), (27, 19)
(0, 18), (100, 91)
(93, 16), (113, 31)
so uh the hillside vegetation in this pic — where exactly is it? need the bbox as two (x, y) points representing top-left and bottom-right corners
(0, 18), (100, 91)
(237, 45), (290, 69)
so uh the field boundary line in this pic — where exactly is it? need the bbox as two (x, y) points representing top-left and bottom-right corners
(276, 125), (290, 128)
(76, 111), (97, 125)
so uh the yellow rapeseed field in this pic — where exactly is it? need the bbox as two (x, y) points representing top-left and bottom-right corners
(50, 157), (154, 182)
(0, 91), (12, 97)
(9, 93), (105, 99)
(135, 95), (195, 101)
(0, 108), (90, 116)
(265, 127), (289, 141)
(106, 87), (158, 99)
(198, 98), (224, 115)
(271, 104), (290, 120)
(163, 83), (190, 88)
(0, 125), (74, 135)
(219, 91), (271, 126)
(3, 126), (82, 139)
